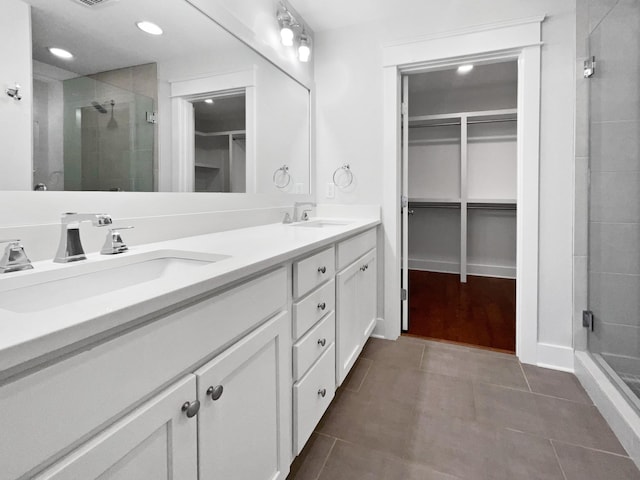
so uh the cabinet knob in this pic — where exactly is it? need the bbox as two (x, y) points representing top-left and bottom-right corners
(317, 302), (326, 310)
(317, 266), (327, 274)
(318, 388), (327, 398)
(360, 265), (366, 272)
(181, 400), (200, 418)
(206, 385), (224, 401)
(317, 338), (327, 347)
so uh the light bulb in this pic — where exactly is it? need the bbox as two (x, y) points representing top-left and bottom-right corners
(280, 25), (294, 46)
(298, 34), (311, 62)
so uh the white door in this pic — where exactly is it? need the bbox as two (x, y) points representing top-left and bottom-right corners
(196, 311), (290, 480)
(401, 75), (410, 331)
(33, 376), (198, 480)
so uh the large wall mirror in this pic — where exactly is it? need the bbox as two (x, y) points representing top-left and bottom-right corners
(20, 0), (310, 194)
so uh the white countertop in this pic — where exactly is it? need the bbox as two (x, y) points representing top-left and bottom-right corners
(0, 217), (379, 375)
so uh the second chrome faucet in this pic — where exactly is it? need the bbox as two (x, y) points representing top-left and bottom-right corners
(54, 213), (113, 263)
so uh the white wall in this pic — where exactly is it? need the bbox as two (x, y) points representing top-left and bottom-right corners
(314, 1), (576, 350)
(0, 0), (32, 191)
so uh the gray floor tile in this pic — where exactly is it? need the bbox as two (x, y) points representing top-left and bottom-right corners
(288, 433), (336, 480)
(341, 357), (373, 392)
(553, 440), (640, 480)
(358, 363), (422, 409)
(361, 337), (424, 368)
(421, 342), (528, 390)
(522, 364), (593, 404)
(492, 429), (565, 480)
(535, 394), (627, 454)
(473, 382), (548, 436)
(317, 440), (459, 480)
(316, 388), (415, 459)
(415, 372), (476, 421)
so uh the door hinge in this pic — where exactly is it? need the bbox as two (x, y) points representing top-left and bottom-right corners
(146, 111), (157, 124)
(583, 310), (594, 331)
(401, 195), (408, 209)
(583, 56), (596, 78)
(401, 288), (408, 301)
(401, 102), (408, 117)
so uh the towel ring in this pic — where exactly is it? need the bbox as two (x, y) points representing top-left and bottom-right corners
(273, 165), (291, 189)
(332, 164), (353, 188)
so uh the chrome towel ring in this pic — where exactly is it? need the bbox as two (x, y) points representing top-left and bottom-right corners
(332, 164), (353, 188)
(273, 165), (291, 189)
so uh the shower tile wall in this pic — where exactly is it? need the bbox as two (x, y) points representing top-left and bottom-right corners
(587, 0), (640, 381)
(63, 63), (157, 191)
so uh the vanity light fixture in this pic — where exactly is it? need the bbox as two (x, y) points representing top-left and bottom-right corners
(457, 64), (474, 74)
(298, 31), (311, 62)
(48, 47), (74, 59)
(278, 13), (295, 46)
(136, 21), (163, 36)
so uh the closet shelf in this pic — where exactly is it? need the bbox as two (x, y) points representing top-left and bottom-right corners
(408, 108), (517, 128)
(195, 163), (220, 169)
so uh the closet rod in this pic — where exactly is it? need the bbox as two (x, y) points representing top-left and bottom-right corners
(409, 118), (517, 129)
(409, 203), (461, 209)
(467, 204), (517, 210)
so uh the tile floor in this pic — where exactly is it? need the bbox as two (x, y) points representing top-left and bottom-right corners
(288, 336), (640, 480)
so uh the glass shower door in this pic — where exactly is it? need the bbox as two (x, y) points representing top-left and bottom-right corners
(587, 0), (640, 405)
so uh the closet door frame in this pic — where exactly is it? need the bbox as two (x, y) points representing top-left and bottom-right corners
(382, 17), (543, 365)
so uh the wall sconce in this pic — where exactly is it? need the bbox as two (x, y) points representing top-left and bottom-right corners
(277, 3), (311, 62)
(6, 83), (22, 101)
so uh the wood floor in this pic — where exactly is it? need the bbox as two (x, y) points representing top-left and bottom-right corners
(407, 270), (516, 353)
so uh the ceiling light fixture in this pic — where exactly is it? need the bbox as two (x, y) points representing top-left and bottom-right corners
(136, 21), (163, 36)
(204, 99), (214, 104)
(457, 64), (474, 74)
(48, 47), (74, 59)
(298, 31), (311, 62)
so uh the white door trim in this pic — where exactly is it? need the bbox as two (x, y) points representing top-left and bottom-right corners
(170, 69), (256, 192)
(382, 16), (544, 365)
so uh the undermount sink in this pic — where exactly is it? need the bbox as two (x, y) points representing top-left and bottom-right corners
(290, 220), (352, 228)
(0, 250), (230, 314)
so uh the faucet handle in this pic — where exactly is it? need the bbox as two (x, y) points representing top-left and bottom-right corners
(0, 239), (34, 274)
(100, 226), (133, 255)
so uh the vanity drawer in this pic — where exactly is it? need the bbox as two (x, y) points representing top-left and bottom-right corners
(0, 268), (287, 480)
(292, 279), (335, 339)
(293, 246), (335, 298)
(337, 228), (376, 271)
(293, 344), (335, 455)
(293, 311), (335, 381)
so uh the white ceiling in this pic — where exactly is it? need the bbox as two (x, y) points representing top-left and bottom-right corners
(27, 0), (240, 76)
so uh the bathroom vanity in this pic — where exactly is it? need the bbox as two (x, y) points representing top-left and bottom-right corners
(0, 218), (379, 480)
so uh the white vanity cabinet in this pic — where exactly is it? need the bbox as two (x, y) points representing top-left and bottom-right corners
(196, 311), (290, 480)
(32, 376), (199, 480)
(0, 268), (290, 480)
(292, 247), (337, 455)
(335, 230), (377, 386)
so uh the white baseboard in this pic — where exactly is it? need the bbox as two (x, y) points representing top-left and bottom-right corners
(408, 258), (516, 279)
(372, 317), (387, 339)
(536, 342), (575, 372)
(575, 351), (640, 469)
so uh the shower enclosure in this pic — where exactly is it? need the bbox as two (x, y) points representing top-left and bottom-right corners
(586, 0), (640, 408)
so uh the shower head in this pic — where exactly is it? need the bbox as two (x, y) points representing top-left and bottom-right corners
(91, 101), (108, 114)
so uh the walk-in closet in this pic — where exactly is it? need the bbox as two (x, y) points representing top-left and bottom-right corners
(403, 61), (517, 352)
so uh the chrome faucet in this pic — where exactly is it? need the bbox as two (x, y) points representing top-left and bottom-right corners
(54, 212), (113, 263)
(293, 202), (316, 222)
(0, 239), (33, 273)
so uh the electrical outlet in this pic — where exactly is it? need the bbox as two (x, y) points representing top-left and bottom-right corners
(326, 182), (335, 199)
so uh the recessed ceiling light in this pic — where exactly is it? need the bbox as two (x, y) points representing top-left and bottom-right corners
(204, 99), (214, 104)
(48, 47), (74, 59)
(457, 64), (474, 74)
(136, 21), (163, 36)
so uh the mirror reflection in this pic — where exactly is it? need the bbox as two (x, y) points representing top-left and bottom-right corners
(23, 0), (310, 194)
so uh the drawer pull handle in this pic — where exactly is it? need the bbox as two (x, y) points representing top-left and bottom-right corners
(318, 266), (327, 274)
(318, 338), (327, 347)
(181, 400), (201, 418)
(206, 385), (224, 401)
(317, 302), (326, 310)
(318, 388), (327, 398)
(360, 265), (366, 272)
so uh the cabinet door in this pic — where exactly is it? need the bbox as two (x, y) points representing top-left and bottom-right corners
(336, 259), (363, 386)
(360, 249), (377, 343)
(196, 311), (291, 480)
(33, 376), (198, 480)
